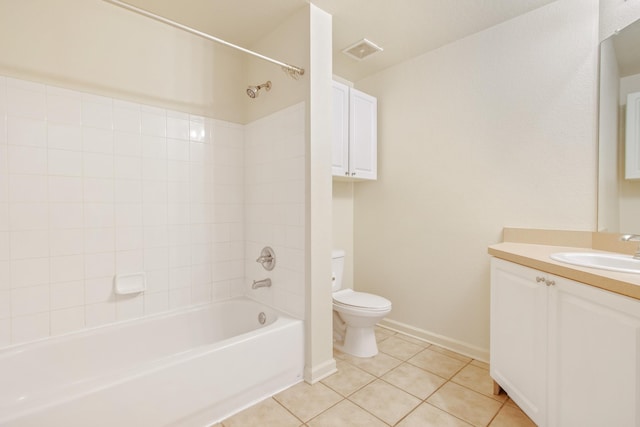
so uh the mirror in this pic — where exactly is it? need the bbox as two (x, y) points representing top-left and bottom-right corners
(598, 17), (640, 234)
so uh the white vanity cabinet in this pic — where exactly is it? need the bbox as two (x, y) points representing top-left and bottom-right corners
(490, 257), (640, 427)
(332, 80), (377, 180)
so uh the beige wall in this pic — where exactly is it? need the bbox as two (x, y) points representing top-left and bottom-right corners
(0, 0), (245, 122)
(350, 0), (599, 358)
(600, 0), (640, 41)
(619, 73), (640, 233)
(332, 181), (354, 289)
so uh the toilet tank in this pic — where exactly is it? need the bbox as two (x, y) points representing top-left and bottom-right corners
(331, 250), (345, 292)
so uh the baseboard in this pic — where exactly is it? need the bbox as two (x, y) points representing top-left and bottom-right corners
(378, 318), (489, 363)
(303, 358), (337, 384)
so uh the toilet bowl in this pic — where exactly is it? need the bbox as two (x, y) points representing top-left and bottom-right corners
(332, 250), (392, 358)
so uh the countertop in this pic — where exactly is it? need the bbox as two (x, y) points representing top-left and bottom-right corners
(488, 242), (640, 301)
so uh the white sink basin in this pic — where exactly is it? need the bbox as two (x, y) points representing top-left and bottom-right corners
(550, 252), (640, 274)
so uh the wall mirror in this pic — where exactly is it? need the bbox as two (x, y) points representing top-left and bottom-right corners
(598, 16), (640, 234)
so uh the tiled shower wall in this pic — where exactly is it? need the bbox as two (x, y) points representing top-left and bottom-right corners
(244, 103), (306, 319)
(0, 75), (247, 347)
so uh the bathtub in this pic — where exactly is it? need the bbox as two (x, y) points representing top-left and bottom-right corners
(0, 297), (304, 426)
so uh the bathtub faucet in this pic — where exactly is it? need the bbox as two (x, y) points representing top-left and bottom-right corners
(252, 278), (272, 289)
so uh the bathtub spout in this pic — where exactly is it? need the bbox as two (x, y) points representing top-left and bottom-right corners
(252, 278), (272, 289)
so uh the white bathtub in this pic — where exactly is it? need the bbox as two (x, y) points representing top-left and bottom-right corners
(0, 297), (304, 426)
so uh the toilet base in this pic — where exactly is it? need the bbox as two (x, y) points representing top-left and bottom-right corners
(335, 325), (379, 358)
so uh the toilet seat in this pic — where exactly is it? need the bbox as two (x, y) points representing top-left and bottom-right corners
(333, 289), (391, 312)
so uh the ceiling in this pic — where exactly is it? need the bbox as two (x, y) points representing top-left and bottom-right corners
(119, 0), (558, 82)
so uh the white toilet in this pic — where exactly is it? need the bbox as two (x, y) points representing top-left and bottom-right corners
(332, 250), (392, 358)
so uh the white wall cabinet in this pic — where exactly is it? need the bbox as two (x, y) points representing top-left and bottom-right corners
(490, 258), (640, 427)
(332, 80), (377, 180)
(626, 91), (640, 179)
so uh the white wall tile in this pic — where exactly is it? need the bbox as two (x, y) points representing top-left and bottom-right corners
(114, 156), (142, 180)
(47, 93), (82, 125)
(12, 312), (49, 344)
(113, 103), (140, 133)
(10, 175), (47, 202)
(50, 280), (84, 310)
(166, 116), (189, 140)
(83, 127), (113, 153)
(145, 269), (168, 293)
(84, 252), (114, 279)
(116, 227), (143, 251)
(142, 135), (167, 159)
(115, 204), (142, 227)
(167, 160), (189, 182)
(50, 255), (84, 283)
(142, 158), (167, 181)
(85, 277), (113, 304)
(48, 123), (82, 151)
(116, 249), (143, 274)
(7, 117), (46, 147)
(82, 100), (113, 130)
(144, 247), (168, 271)
(142, 203), (167, 226)
(10, 203), (48, 230)
(144, 291), (168, 315)
(49, 176), (82, 202)
(84, 203), (114, 228)
(167, 138), (190, 161)
(114, 179), (142, 203)
(10, 258), (49, 288)
(0, 289), (10, 318)
(48, 149), (82, 176)
(143, 227), (168, 248)
(51, 306), (85, 336)
(9, 146), (47, 174)
(0, 261), (9, 290)
(0, 318), (9, 348)
(114, 131), (141, 156)
(169, 287), (190, 309)
(85, 302), (116, 328)
(83, 178), (113, 203)
(116, 294), (144, 321)
(49, 203), (84, 229)
(49, 229), (84, 256)
(83, 153), (114, 178)
(0, 232), (7, 260)
(11, 230), (49, 259)
(11, 284), (49, 316)
(140, 111), (166, 137)
(84, 228), (114, 254)
(6, 84), (46, 120)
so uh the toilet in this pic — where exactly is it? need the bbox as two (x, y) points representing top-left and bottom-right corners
(332, 250), (392, 358)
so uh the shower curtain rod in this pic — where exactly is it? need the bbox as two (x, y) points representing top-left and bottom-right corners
(103, 0), (305, 79)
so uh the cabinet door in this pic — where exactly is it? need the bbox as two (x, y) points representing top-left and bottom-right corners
(548, 276), (640, 427)
(349, 88), (377, 180)
(490, 258), (547, 426)
(332, 81), (350, 177)
(626, 91), (640, 179)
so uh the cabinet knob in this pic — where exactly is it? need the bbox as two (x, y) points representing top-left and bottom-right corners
(536, 276), (546, 283)
(351, 172), (356, 176)
(545, 279), (555, 287)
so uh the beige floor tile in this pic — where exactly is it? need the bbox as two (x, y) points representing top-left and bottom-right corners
(333, 347), (347, 360)
(378, 335), (425, 360)
(427, 382), (502, 427)
(408, 348), (467, 379)
(321, 360), (376, 397)
(274, 381), (343, 422)
(375, 326), (395, 342)
(221, 398), (301, 427)
(470, 360), (490, 370)
(381, 362), (446, 400)
(451, 364), (507, 403)
(393, 333), (430, 347)
(349, 379), (421, 425)
(429, 345), (473, 363)
(489, 404), (536, 427)
(341, 351), (402, 377)
(307, 399), (387, 427)
(396, 403), (474, 427)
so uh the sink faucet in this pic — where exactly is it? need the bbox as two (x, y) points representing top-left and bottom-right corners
(252, 278), (272, 289)
(620, 234), (640, 259)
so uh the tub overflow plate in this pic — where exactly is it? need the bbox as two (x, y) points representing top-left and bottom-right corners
(258, 312), (266, 325)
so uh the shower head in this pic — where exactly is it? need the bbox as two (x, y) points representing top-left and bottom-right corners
(246, 81), (271, 98)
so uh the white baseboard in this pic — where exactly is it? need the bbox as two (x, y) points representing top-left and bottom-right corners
(304, 358), (337, 384)
(378, 318), (489, 363)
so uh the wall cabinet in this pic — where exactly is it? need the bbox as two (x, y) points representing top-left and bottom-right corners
(332, 80), (377, 180)
(490, 258), (640, 427)
(626, 91), (640, 179)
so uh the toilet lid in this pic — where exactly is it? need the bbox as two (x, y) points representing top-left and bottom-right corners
(333, 289), (391, 310)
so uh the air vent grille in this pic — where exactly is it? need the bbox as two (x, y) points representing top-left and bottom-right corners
(342, 38), (383, 61)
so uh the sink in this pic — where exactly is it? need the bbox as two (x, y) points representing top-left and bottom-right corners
(550, 252), (640, 274)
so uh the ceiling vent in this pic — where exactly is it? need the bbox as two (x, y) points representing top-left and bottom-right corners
(342, 38), (383, 61)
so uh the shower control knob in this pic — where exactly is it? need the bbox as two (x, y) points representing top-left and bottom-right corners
(351, 172), (356, 176)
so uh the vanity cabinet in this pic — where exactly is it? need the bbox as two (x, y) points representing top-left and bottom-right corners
(332, 80), (377, 180)
(490, 258), (640, 427)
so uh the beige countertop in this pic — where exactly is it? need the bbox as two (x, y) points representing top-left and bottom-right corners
(488, 242), (640, 301)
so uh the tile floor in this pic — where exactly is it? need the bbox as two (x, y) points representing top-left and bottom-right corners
(214, 327), (536, 427)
